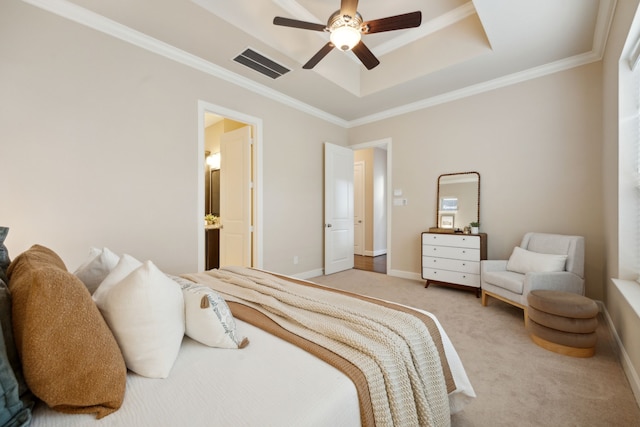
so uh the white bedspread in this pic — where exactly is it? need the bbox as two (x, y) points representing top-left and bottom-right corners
(30, 305), (474, 426)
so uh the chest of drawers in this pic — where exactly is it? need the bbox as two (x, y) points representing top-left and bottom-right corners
(421, 232), (487, 297)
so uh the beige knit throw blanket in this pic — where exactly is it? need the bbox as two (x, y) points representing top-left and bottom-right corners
(184, 267), (451, 427)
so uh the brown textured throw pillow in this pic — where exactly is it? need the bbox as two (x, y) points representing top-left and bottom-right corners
(6, 245), (126, 419)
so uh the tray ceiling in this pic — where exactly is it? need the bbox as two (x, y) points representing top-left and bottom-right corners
(28, 0), (614, 125)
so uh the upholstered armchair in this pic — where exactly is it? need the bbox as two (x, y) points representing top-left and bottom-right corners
(481, 232), (585, 321)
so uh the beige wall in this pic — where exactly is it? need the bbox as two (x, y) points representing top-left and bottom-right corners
(0, 0), (347, 275)
(349, 62), (605, 299)
(205, 121), (223, 155)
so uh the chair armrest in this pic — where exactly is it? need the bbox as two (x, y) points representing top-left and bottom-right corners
(480, 260), (508, 274)
(523, 271), (585, 295)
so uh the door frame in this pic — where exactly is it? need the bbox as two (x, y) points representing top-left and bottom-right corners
(350, 138), (392, 275)
(353, 160), (365, 256)
(197, 100), (263, 271)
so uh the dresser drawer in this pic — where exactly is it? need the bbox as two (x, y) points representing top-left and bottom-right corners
(422, 268), (480, 288)
(422, 233), (480, 249)
(423, 256), (479, 274)
(422, 245), (479, 262)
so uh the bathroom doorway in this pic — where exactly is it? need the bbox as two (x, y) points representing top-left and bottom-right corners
(198, 101), (262, 272)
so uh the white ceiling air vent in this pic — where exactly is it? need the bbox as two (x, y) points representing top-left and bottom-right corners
(233, 48), (290, 79)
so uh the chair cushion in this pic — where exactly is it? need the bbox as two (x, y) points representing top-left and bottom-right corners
(524, 233), (572, 256)
(482, 270), (525, 295)
(506, 246), (567, 274)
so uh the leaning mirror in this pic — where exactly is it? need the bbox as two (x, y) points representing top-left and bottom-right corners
(436, 172), (480, 231)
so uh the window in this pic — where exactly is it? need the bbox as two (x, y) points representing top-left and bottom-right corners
(440, 197), (458, 211)
(620, 27), (640, 281)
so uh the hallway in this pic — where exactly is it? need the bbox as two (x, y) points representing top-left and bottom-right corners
(353, 254), (386, 274)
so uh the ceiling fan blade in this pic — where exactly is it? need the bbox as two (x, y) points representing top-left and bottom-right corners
(303, 42), (335, 69)
(273, 16), (326, 31)
(363, 11), (422, 34)
(351, 41), (380, 70)
(340, 0), (359, 18)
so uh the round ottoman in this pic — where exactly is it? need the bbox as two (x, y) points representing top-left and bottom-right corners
(526, 290), (598, 358)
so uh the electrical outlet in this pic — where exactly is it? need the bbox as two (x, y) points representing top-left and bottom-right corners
(293, 256), (299, 265)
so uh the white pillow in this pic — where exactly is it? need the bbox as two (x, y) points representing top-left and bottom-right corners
(93, 254), (142, 305)
(97, 261), (185, 379)
(73, 247), (120, 294)
(171, 276), (247, 349)
(506, 246), (568, 274)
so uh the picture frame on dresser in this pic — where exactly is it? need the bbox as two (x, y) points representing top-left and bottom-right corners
(440, 214), (455, 229)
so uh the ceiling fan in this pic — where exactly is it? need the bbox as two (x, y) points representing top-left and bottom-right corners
(273, 0), (422, 70)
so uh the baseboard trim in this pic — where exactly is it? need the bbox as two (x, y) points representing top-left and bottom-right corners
(601, 302), (640, 408)
(388, 269), (422, 281)
(363, 249), (387, 257)
(291, 268), (324, 280)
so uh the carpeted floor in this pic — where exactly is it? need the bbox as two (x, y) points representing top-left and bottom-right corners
(310, 269), (640, 427)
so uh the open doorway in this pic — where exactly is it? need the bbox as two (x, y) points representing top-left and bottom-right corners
(198, 101), (262, 272)
(322, 140), (391, 276)
(351, 139), (390, 275)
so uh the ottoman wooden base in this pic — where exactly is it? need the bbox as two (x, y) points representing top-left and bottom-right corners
(530, 334), (595, 358)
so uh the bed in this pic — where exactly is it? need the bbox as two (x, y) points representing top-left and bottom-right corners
(1, 245), (475, 427)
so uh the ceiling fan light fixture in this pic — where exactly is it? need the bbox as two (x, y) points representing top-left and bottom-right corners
(273, 4), (421, 70)
(330, 25), (361, 51)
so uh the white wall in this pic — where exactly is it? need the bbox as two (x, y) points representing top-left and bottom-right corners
(0, 0), (347, 275)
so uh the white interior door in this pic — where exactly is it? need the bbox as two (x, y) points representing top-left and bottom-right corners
(353, 161), (365, 256)
(324, 142), (354, 275)
(220, 126), (252, 267)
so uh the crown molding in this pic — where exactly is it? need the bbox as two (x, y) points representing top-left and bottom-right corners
(22, 0), (349, 127)
(347, 50), (602, 128)
(347, 0), (616, 128)
(22, 0), (616, 130)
